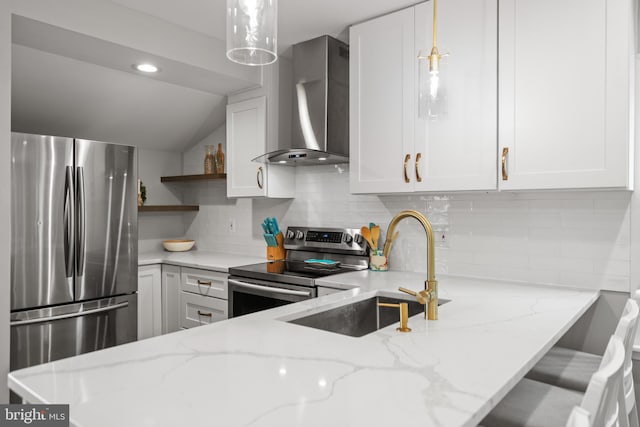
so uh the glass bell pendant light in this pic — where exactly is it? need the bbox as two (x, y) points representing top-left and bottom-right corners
(418, 0), (447, 120)
(226, 0), (278, 66)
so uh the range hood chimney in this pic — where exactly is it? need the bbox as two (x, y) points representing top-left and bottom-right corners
(253, 35), (349, 165)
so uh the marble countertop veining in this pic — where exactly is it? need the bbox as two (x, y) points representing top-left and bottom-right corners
(138, 250), (265, 272)
(8, 271), (598, 427)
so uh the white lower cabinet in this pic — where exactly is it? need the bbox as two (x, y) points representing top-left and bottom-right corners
(180, 267), (227, 300)
(179, 267), (228, 329)
(161, 265), (181, 334)
(180, 292), (228, 329)
(139, 264), (229, 336)
(138, 265), (162, 340)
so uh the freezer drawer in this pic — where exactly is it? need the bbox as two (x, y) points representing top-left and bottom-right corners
(10, 294), (137, 372)
(180, 291), (227, 329)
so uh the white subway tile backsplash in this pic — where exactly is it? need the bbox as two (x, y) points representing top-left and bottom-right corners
(559, 271), (628, 292)
(170, 149), (632, 292)
(593, 259), (629, 277)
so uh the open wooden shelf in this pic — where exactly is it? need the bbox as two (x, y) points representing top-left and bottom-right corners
(138, 205), (199, 212)
(160, 173), (226, 183)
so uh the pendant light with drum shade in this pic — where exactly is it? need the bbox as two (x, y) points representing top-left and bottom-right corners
(226, 0), (278, 66)
(418, 0), (447, 120)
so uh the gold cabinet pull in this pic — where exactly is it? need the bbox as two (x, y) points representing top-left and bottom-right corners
(415, 152), (423, 182)
(403, 154), (411, 183)
(501, 147), (509, 181)
(197, 280), (212, 286)
(257, 166), (264, 189)
(197, 310), (212, 317)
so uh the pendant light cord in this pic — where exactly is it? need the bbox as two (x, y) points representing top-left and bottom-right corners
(432, 0), (438, 49)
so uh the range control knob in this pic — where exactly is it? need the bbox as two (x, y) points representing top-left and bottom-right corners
(295, 230), (305, 240)
(286, 230), (295, 239)
(343, 234), (353, 244)
(354, 234), (364, 246)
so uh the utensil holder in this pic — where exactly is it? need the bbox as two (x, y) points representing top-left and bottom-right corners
(267, 232), (286, 261)
(266, 261), (285, 273)
(369, 249), (388, 271)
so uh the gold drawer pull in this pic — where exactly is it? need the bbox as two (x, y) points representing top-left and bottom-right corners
(501, 147), (509, 181)
(415, 152), (423, 182)
(197, 280), (212, 286)
(197, 310), (212, 317)
(403, 154), (411, 183)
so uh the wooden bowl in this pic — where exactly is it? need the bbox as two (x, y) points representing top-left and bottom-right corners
(162, 239), (195, 252)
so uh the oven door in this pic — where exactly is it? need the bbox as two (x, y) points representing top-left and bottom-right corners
(228, 276), (316, 318)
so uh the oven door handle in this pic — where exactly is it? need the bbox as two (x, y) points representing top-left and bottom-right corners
(228, 279), (312, 297)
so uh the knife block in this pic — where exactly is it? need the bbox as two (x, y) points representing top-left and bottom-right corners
(267, 232), (286, 261)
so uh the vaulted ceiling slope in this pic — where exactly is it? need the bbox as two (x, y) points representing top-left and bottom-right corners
(11, 0), (420, 151)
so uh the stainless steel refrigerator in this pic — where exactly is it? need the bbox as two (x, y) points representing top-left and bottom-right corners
(10, 133), (138, 377)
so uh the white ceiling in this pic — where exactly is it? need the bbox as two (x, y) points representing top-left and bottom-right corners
(12, 0), (422, 151)
(12, 44), (227, 151)
(108, 0), (421, 52)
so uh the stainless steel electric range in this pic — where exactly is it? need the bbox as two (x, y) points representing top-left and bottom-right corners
(228, 226), (369, 318)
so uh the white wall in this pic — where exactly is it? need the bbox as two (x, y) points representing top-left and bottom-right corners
(628, 56), (640, 351)
(1, 0), (11, 403)
(137, 147), (186, 252)
(181, 125), (265, 255)
(182, 160), (632, 293)
(183, 125), (226, 175)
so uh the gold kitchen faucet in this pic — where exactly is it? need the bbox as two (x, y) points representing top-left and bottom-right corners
(384, 210), (438, 320)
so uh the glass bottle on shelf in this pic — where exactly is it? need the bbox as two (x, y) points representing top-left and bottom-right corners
(215, 143), (225, 174)
(204, 145), (215, 174)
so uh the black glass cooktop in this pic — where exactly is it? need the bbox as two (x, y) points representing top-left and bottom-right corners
(229, 260), (363, 287)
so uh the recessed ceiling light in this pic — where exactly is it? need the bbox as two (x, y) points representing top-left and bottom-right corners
(134, 63), (159, 73)
(318, 157), (327, 161)
(278, 160), (287, 164)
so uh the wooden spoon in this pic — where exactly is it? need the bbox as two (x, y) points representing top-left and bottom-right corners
(360, 226), (375, 249)
(370, 225), (380, 251)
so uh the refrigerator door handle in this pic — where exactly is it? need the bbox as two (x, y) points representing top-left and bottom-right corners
(10, 301), (129, 327)
(76, 166), (86, 276)
(64, 166), (74, 278)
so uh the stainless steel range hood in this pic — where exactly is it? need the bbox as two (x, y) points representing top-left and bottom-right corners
(253, 36), (349, 166)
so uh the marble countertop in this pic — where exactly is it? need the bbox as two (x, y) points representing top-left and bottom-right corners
(138, 250), (265, 272)
(8, 271), (598, 427)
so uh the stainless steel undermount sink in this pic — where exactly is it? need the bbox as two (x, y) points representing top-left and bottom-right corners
(286, 296), (449, 338)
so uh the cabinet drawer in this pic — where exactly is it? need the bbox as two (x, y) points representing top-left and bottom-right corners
(179, 291), (227, 329)
(180, 267), (227, 299)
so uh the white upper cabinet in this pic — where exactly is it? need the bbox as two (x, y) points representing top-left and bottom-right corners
(498, 0), (634, 190)
(226, 96), (295, 198)
(350, 0), (497, 194)
(226, 58), (295, 198)
(350, 7), (415, 194)
(227, 96), (269, 197)
(413, 0), (497, 192)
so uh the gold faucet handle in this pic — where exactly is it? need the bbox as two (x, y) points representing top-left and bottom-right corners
(398, 287), (417, 297)
(398, 287), (431, 305)
(378, 302), (411, 333)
